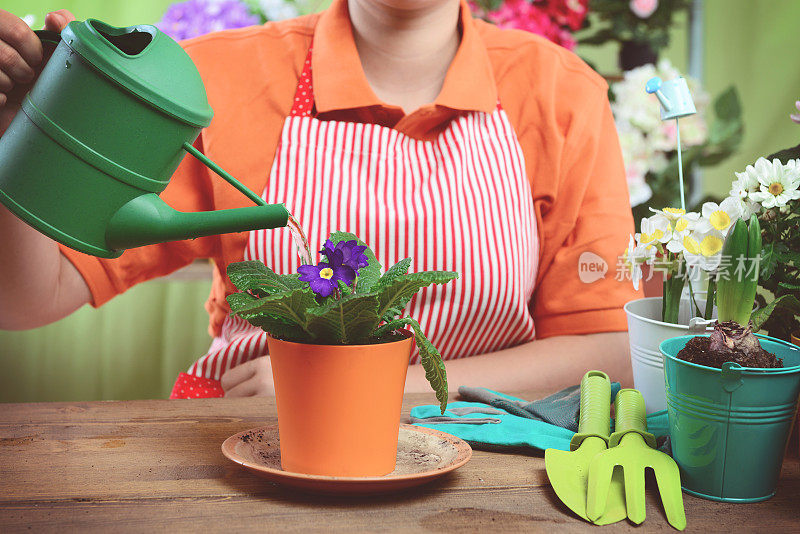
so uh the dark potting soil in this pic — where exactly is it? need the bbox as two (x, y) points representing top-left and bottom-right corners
(677, 336), (783, 369)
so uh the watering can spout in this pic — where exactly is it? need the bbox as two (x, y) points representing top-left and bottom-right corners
(106, 193), (289, 251)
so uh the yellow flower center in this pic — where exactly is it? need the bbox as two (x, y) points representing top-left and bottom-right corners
(674, 218), (689, 233)
(683, 235), (700, 255)
(699, 235), (724, 257)
(769, 182), (784, 196)
(640, 230), (664, 244)
(709, 210), (731, 231)
(663, 207), (686, 217)
(319, 267), (334, 279)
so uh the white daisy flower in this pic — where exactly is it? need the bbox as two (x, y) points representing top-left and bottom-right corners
(683, 229), (725, 272)
(747, 158), (800, 209)
(696, 197), (742, 234)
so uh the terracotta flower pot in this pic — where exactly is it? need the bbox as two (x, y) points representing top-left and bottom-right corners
(267, 331), (414, 476)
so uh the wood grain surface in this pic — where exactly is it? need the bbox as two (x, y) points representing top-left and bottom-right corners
(1, 393), (798, 533)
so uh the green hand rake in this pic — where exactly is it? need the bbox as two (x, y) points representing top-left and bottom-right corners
(586, 389), (687, 530)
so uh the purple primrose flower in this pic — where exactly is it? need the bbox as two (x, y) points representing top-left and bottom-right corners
(156, 0), (260, 41)
(297, 257), (356, 298)
(320, 239), (369, 271)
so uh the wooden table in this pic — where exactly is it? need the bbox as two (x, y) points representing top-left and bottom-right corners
(2, 394), (798, 532)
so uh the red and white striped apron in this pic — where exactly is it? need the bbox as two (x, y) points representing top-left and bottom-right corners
(171, 48), (538, 398)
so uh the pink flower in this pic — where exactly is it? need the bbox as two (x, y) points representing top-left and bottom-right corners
(629, 0), (659, 19)
(791, 101), (800, 124)
(481, 0), (583, 50)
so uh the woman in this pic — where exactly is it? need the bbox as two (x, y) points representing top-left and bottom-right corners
(0, 0), (639, 399)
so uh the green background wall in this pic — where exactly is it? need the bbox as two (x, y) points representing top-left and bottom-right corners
(1, 0), (797, 401)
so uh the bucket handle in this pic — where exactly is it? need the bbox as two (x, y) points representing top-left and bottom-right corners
(720, 362), (744, 393)
(181, 142), (267, 207)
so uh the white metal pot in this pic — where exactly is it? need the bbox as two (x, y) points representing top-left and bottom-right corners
(624, 296), (714, 413)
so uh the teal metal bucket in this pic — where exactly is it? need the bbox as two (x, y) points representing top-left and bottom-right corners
(660, 335), (800, 502)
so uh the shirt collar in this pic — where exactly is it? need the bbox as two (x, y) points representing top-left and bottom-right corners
(312, 0), (497, 115)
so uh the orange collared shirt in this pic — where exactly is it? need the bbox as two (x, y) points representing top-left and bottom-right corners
(60, 0), (642, 341)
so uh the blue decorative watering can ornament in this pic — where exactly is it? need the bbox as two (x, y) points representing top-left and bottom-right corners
(646, 76), (697, 210)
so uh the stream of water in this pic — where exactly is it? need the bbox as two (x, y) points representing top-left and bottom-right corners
(286, 212), (313, 266)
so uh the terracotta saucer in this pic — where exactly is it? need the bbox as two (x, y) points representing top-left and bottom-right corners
(221, 424), (472, 494)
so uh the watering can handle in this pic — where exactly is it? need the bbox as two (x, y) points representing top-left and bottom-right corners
(34, 30), (62, 46)
(570, 370), (612, 450)
(182, 142), (267, 207)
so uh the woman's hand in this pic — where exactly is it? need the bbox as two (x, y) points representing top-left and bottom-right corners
(0, 9), (75, 133)
(221, 356), (275, 397)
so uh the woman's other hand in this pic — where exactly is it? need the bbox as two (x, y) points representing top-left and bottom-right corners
(0, 9), (75, 133)
(221, 356), (275, 397)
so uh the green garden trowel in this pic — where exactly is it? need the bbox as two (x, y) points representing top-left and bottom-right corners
(544, 371), (626, 525)
(586, 389), (686, 531)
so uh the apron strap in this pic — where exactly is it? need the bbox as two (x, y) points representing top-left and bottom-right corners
(290, 46), (315, 117)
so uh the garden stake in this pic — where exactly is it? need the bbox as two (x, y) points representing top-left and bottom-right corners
(646, 76), (697, 210)
(586, 389), (686, 530)
(544, 371), (626, 525)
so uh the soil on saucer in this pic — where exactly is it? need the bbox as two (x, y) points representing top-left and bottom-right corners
(677, 336), (783, 369)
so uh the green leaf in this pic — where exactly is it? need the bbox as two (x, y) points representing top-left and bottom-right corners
(242, 314), (309, 342)
(760, 243), (776, 280)
(778, 282), (800, 291)
(751, 294), (800, 331)
(227, 261), (291, 296)
(713, 86), (742, 122)
(226, 291), (258, 312)
(372, 317), (448, 414)
(376, 271), (459, 322)
(337, 279), (354, 297)
(374, 258), (412, 292)
(306, 293), (380, 344)
(279, 273), (308, 290)
(774, 250), (800, 265)
(227, 288), (317, 338)
(328, 231), (382, 293)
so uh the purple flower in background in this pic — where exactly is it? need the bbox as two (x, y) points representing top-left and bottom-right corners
(791, 101), (800, 124)
(320, 239), (369, 272)
(298, 256), (356, 298)
(157, 0), (260, 41)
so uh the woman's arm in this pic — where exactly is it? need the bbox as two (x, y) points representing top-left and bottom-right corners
(404, 331), (633, 394)
(223, 332), (632, 398)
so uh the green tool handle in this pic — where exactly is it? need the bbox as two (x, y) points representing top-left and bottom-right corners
(569, 370), (611, 451)
(609, 389), (656, 448)
(183, 142), (267, 207)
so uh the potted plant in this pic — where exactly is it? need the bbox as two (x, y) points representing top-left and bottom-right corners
(622, 201), (731, 412)
(225, 231), (456, 477)
(660, 215), (800, 502)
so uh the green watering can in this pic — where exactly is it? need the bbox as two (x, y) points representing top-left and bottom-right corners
(0, 19), (288, 259)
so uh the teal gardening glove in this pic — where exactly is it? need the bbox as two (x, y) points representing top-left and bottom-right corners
(411, 385), (670, 452)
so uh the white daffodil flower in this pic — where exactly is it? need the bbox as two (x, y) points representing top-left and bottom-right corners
(649, 207), (689, 222)
(683, 229), (725, 272)
(696, 197), (743, 235)
(623, 234), (656, 290)
(636, 214), (671, 248)
(665, 211), (700, 253)
(746, 158), (800, 209)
